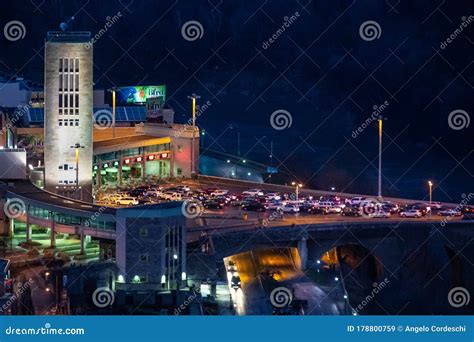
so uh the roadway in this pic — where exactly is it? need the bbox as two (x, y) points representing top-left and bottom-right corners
(223, 247), (342, 315)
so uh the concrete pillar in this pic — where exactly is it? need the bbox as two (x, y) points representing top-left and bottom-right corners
(298, 237), (308, 271)
(26, 207), (31, 242)
(80, 226), (85, 255)
(50, 213), (56, 248)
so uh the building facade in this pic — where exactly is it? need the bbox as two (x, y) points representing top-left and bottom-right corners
(44, 32), (93, 202)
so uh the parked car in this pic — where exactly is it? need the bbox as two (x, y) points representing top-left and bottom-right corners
(145, 188), (162, 197)
(409, 203), (430, 215)
(400, 209), (423, 218)
(265, 193), (281, 201)
(160, 192), (183, 201)
(210, 189), (229, 197)
(341, 206), (361, 216)
(381, 201), (399, 214)
(326, 206), (342, 214)
(242, 201), (266, 212)
(461, 205), (474, 214)
(137, 197), (153, 205)
(267, 201), (283, 210)
(309, 207), (328, 215)
(429, 202), (443, 210)
(346, 196), (366, 205)
(176, 185), (191, 192)
(369, 210), (391, 218)
(438, 209), (462, 217)
(115, 197), (139, 206)
(280, 204), (300, 213)
(203, 199), (224, 209)
(242, 189), (264, 197)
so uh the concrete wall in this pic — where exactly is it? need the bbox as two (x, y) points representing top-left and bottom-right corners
(44, 40), (93, 202)
(115, 207), (186, 287)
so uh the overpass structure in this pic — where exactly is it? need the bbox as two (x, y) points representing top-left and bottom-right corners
(0, 180), (186, 287)
(203, 219), (474, 315)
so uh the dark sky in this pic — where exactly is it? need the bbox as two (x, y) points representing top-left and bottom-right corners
(0, 0), (472, 201)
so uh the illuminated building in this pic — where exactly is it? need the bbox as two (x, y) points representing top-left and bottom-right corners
(43, 32), (93, 202)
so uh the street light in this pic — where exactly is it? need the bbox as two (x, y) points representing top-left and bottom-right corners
(187, 94), (201, 178)
(377, 115), (387, 199)
(291, 182), (303, 202)
(428, 181), (433, 217)
(107, 88), (117, 138)
(70, 143), (85, 200)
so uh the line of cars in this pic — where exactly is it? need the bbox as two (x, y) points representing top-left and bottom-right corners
(200, 189), (471, 220)
(97, 184), (473, 221)
(97, 184), (192, 206)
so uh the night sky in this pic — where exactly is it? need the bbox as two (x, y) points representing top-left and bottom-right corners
(0, 0), (472, 201)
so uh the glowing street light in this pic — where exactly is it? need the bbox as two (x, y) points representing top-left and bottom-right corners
(428, 181), (433, 217)
(187, 94), (201, 178)
(70, 143), (85, 200)
(291, 182), (303, 202)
